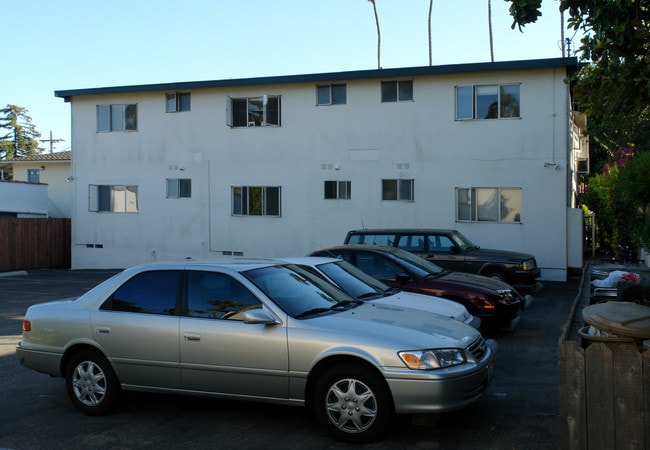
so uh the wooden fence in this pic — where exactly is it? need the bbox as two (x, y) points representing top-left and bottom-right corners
(559, 265), (650, 449)
(0, 218), (71, 271)
(559, 341), (650, 449)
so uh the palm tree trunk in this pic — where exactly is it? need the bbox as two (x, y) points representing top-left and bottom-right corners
(369, 0), (381, 69)
(428, 0), (433, 65)
(488, 0), (494, 62)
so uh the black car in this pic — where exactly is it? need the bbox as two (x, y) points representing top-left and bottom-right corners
(311, 244), (533, 330)
(344, 228), (541, 290)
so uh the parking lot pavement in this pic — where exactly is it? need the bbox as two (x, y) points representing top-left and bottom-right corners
(0, 269), (581, 449)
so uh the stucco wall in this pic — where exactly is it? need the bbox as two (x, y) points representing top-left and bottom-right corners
(67, 65), (577, 280)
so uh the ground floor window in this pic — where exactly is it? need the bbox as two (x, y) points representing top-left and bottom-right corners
(382, 179), (414, 201)
(456, 187), (521, 222)
(232, 186), (281, 216)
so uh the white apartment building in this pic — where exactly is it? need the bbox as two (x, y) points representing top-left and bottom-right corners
(56, 57), (585, 280)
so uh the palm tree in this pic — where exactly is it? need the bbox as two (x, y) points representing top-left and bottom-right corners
(368, 0), (381, 69)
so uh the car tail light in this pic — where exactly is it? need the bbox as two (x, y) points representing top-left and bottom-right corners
(22, 320), (31, 332)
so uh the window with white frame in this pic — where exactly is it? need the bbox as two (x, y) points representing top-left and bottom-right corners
(381, 80), (413, 102)
(89, 185), (139, 213)
(382, 179), (414, 201)
(317, 84), (347, 105)
(324, 181), (351, 199)
(227, 95), (281, 127)
(166, 93), (191, 112)
(456, 187), (521, 222)
(455, 84), (520, 120)
(97, 104), (137, 132)
(166, 178), (191, 198)
(231, 186), (281, 216)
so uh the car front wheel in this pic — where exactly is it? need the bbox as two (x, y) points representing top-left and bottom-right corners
(65, 350), (120, 416)
(314, 363), (393, 443)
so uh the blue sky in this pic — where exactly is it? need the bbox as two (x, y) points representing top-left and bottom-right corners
(4, 0), (581, 151)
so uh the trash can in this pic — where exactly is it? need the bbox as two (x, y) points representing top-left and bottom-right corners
(580, 301), (650, 349)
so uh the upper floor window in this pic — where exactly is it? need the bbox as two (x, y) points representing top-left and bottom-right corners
(166, 93), (191, 112)
(97, 104), (137, 132)
(455, 84), (520, 120)
(232, 186), (281, 216)
(89, 184), (139, 213)
(456, 187), (521, 223)
(166, 178), (191, 198)
(382, 179), (414, 201)
(381, 80), (413, 102)
(227, 95), (281, 128)
(324, 181), (351, 199)
(317, 84), (347, 105)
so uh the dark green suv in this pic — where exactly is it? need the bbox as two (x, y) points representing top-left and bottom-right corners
(344, 228), (541, 290)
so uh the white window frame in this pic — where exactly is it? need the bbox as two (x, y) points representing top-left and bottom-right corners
(97, 104), (137, 132)
(231, 186), (281, 217)
(166, 178), (192, 198)
(324, 181), (351, 199)
(382, 179), (414, 201)
(89, 184), (138, 213)
(166, 93), (191, 112)
(226, 95), (281, 128)
(317, 84), (347, 105)
(455, 84), (520, 120)
(456, 187), (521, 223)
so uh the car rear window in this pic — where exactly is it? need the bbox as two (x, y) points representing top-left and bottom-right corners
(101, 270), (181, 315)
(347, 233), (395, 246)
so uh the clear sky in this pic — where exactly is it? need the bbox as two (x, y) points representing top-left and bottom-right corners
(4, 0), (581, 152)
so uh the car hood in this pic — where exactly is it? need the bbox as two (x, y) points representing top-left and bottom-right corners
(466, 247), (534, 263)
(370, 291), (472, 323)
(438, 271), (516, 292)
(305, 302), (480, 348)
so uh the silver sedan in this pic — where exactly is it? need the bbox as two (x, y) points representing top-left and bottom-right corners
(16, 259), (496, 443)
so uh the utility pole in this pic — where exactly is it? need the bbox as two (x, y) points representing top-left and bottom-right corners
(41, 130), (65, 153)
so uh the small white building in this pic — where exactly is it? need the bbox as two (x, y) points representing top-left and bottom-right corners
(0, 151), (72, 218)
(56, 58), (586, 280)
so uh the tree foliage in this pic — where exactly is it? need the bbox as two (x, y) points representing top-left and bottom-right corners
(0, 104), (41, 159)
(505, 0), (650, 256)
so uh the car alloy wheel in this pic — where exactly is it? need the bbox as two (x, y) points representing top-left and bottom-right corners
(314, 363), (393, 443)
(65, 350), (120, 415)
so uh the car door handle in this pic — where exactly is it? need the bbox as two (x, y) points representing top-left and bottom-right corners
(184, 333), (201, 341)
(95, 326), (110, 334)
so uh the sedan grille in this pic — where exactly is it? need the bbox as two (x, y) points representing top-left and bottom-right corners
(467, 336), (488, 360)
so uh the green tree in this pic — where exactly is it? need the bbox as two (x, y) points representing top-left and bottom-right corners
(0, 104), (42, 159)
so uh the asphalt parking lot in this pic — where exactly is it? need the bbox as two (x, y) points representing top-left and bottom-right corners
(0, 269), (581, 449)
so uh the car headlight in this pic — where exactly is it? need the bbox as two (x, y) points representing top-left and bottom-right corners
(398, 349), (466, 369)
(522, 259), (536, 271)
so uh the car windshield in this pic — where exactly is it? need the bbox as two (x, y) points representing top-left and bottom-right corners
(389, 248), (447, 276)
(451, 230), (478, 251)
(243, 264), (358, 318)
(315, 260), (393, 300)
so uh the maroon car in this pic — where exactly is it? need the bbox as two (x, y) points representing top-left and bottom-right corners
(311, 245), (533, 330)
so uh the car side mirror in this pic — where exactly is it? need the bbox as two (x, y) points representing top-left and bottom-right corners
(395, 273), (411, 284)
(243, 308), (281, 325)
(450, 245), (461, 254)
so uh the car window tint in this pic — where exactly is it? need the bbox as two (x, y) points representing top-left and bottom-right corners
(103, 270), (180, 314)
(396, 234), (426, 252)
(357, 253), (402, 280)
(354, 234), (394, 246)
(186, 271), (261, 320)
(435, 235), (455, 252)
